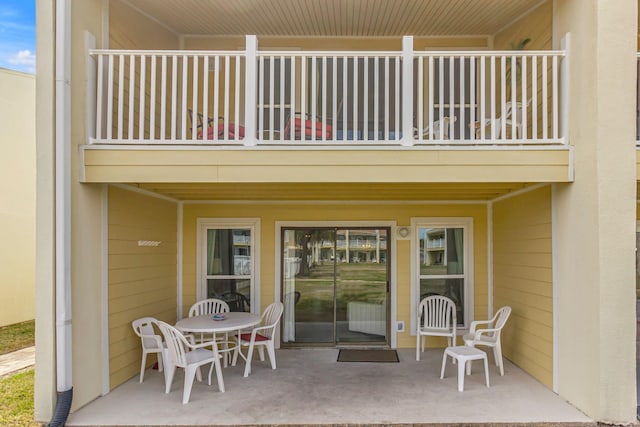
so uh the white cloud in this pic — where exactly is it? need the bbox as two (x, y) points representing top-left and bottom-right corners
(7, 49), (35, 73)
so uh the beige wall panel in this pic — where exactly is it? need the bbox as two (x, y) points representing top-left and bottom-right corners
(181, 202), (487, 349)
(0, 69), (35, 327)
(109, 1), (179, 50)
(107, 186), (177, 390)
(493, 186), (553, 388)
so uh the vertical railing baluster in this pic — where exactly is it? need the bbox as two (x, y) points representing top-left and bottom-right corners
(191, 56), (199, 141)
(280, 55), (285, 141)
(552, 55), (558, 140)
(149, 55), (156, 141)
(128, 55), (135, 140)
(449, 56), (455, 140)
(332, 55), (337, 141)
(289, 56), (296, 142)
(96, 54), (104, 140)
(235, 55), (241, 142)
(117, 54), (124, 140)
(510, 55), (516, 140)
(426, 56), (433, 142)
(311, 56), (317, 141)
(542, 56), (548, 140)
(395, 56), (400, 142)
(374, 56), (379, 141)
(500, 56), (507, 139)
(353, 56), (358, 140)
(224, 55), (230, 140)
(490, 55), (496, 141)
(322, 56), (327, 142)
(160, 55), (167, 141)
(384, 56), (389, 140)
(301, 55), (306, 140)
(214, 55), (221, 140)
(420, 55), (426, 141)
(203, 56), (210, 141)
(343, 56), (348, 141)
(269, 56), (275, 140)
(470, 56), (475, 141)
(480, 55), (485, 140)
(438, 56), (444, 140)
(171, 55), (177, 140)
(532, 56), (538, 140)
(259, 55), (265, 140)
(181, 55), (188, 140)
(521, 55), (527, 140)
(460, 56), (465, 140)
(139, 55), (146, 140)
(363, 57), (369, 141)
(106, 54), (114, 140)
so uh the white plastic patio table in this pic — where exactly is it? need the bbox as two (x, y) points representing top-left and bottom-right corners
(175, 312), (261, 369)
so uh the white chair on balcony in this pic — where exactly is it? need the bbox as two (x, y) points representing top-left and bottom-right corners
(156, 321), (225, 404)
(416, 295), (457, 361)
(234, 301), (284, 377)
(474, 100), (531, 139)
(417, 116), (457, 140)
(463, 306), (512, 376)
(131, 317), (167, 384)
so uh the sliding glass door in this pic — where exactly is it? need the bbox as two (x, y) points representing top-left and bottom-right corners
(281, 227), (389, 347)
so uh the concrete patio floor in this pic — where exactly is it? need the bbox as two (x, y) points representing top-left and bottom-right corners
(66, 348), (594, 426)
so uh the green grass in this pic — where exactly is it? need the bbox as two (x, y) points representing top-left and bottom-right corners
(0, 320), (35, 355)
(0, 369), (40, 427)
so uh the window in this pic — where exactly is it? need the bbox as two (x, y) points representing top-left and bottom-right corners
(411, 218), (473, 331)
(197, 219), (260, 313)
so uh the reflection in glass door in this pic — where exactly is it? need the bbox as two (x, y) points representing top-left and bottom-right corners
(281, 227), (389, 347)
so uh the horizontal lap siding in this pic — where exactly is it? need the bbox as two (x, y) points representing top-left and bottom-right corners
(493, 186), (553, 387)
(108, 186), (177, 389)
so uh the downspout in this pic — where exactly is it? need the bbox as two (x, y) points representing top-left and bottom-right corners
(49, 0), (73, 425)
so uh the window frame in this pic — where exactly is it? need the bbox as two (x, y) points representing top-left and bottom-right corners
(410, 217), (474, 334)
(196, 218), (261, 314)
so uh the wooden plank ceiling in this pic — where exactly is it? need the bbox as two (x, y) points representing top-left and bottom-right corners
(123, 0), (545, 37)
(131, 182), (536, 201)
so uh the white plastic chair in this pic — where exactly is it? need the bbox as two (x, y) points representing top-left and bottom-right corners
(234, 302), (284, 377)
(416, 295), (457, 361)
(463, 306), (512, 376)
(188, 298), (229, 339)
(131, 317), (167, 383)
(476, 100), (531, 139)
(156, 321), (224, 404)
(418, 116), (457, 140)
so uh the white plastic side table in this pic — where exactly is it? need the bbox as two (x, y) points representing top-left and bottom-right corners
(440, 345), (490, 391)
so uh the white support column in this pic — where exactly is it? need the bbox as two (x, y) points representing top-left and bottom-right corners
(244, 35), (257, 146)
(402, 36), (414, 146)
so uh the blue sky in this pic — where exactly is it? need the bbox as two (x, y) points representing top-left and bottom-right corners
(0, 0), (35, 74)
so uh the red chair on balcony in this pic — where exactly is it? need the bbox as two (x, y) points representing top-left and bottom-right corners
(188, 110), (245, 140)
(283, 112), (333, 140)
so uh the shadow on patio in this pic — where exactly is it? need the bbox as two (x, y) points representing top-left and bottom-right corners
(66, 348), (594, 426)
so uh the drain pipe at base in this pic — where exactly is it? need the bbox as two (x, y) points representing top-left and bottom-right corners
(48, 0), (73, 425)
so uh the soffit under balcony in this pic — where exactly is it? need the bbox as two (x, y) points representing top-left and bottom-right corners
(123, 0), (546, 37)
(128, 182), (538, 202)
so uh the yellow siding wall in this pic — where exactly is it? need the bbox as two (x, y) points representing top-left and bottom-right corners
(493, 186), (553, 387)
(0, 69), (35, 327)
(108, 186), (177, 388)
(182, 202), (488, 349)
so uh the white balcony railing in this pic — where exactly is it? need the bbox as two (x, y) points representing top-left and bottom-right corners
(89, 37), (566, 146)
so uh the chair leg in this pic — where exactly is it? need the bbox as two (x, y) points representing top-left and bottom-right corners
(164, 362), (176, 394)
(440, 351), (448, 379)
(466, 359), (472, 376)
(457, 359), (465, 391)
(157, 350), (164, 372)
(139, 351), (148, 383)
(266, 342), (277, 369)
(483, 355), (490, 388)
(182, 366), (198, 404)
(416, 333), (420, 361)
(257, 346), (265, 362)
(495, 343), (504, 376)
(243, 341), (256, 377)
(208, 358), (225, 393)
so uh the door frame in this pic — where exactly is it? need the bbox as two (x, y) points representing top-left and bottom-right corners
(275, 220), (398, 349)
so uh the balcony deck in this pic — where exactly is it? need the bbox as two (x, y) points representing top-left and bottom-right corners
(65, 348), (592, 426)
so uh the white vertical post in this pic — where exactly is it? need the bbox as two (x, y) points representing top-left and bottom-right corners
(559, 33), (570, 144)
(244, 35), (258, 145)
(402, 36), (414, 146)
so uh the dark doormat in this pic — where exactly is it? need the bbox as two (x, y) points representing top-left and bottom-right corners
(337, 349), (399, 363)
